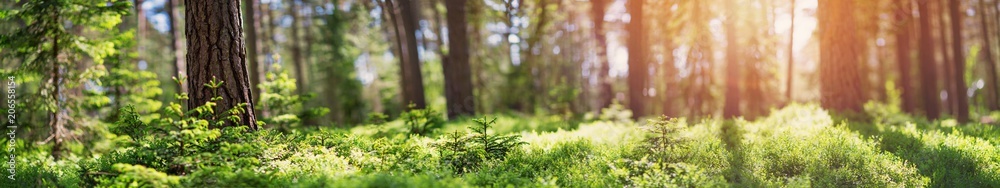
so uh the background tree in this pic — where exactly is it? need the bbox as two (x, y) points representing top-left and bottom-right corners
(626, 0), (648, 118)
(917, 0), (941, 118)
(817, 0), (865, 112)
(442, 0), (476, 119)
(947, 0), (970, 123)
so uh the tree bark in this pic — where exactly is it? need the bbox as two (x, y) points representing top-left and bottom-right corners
(723, 1), (741, 118)
(443, 0), (476, 118)
(185, 0), (259, 130)
(817, 0), (866, 112)
(948, 0), (970, 123)
(591, 0), (613, 111)
(243, 0), (262, 106)
(168, 0), (187, 95)
(895, 0), (917, 113)
(626, 0), (647, 118)
(918, 0), (941, 118)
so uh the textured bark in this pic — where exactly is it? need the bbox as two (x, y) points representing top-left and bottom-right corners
(243, 0), (262, 105)
(591, 0), (612, 111)
(948, 0), (970, 123)
(917, 0), (941, 118)
(626, 0), (647, 118)
(817, 0), (865, 112)
(723, 2), (741, 118)
(168, 0), (187, 95)
(443, 0), (476, 118)
(895, 0), (917, 113)
(185, 0), (259, 130)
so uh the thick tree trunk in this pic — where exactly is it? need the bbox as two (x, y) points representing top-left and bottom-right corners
(895, 0), (917, 113)
(168, 0), (187, 95)
(918, 0), (941, 118)
(443, 0), (476, 118)
(185, 0), (259, 130)
(244, 0), (262, 105)
(591, 0), (613, 111)
(817, 0), (865, 112)
(626, 0), (647, 118)
(948, 0), (970, 123)
(723, 2), (741, 118)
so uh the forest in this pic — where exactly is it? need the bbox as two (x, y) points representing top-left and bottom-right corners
(1, 0), (1000, 187)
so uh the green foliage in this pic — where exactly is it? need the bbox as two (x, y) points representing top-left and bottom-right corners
(258, 65), (329, 128)
(99, 164), (181, 188)
(436, 117), (526, 174)
(401, 104), (444, 136)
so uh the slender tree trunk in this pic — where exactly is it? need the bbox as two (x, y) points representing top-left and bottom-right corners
(49, 10), (63, 160)
(723, 1), (741, 118)
(660, 0), (677, 118)
(591, 0), (613, 111)
(288, 0), (306, 95)
(244, 0), (262, 106)
(979, 0), (1000, 110)
(817, 0), (865, 112)
(626, 0), (647, 118)
(935, 0), (958, 115)
(136, 0), (145, 61)
(391, 0), (427, 109)
(948, 0), (970, 123)
(918, 0), (941, 118)
(896, 0), (917, 113)
(442, 0), (476, 118)
(168, 0), (187, 96)
(786, 0), (796, 102)
(185, 0), (259, 130)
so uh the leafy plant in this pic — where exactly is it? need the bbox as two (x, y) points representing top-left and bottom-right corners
(436, 117), (527, 174)
(401, 104), (444, 136)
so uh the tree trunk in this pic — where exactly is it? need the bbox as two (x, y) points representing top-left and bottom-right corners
(168, 0), (187, 95)
(895, 0), (917, 113)
(626, 0), (647, 118)
(918, 0), (941, 118)
(288, 0), (306, 95)
(443, 0), (476, 118)
(392, 0), (427, 109)
(817, 0), (865, 112)
(786, 0), (796, 102)
(49, 11), (64, 160)
(185, 0), (259, 130)
(935, 0), (958, 115)
(243, 0), (262, 106)
(591, 0), (613, 111)
(983, 0), (1000, 111)
(136, 0), (145, 61)
(723, 1), (741, 118)
(948, 0), (970, 123)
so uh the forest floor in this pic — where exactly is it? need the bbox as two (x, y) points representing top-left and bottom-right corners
(7, 104), (1000, 187)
